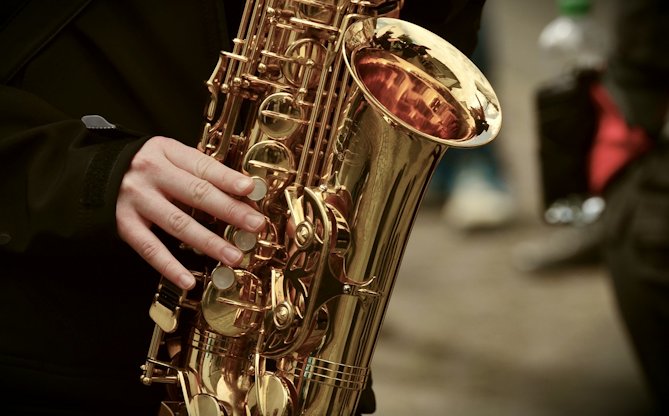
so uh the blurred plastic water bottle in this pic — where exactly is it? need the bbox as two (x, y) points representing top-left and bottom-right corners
(538, 0), (608, 79)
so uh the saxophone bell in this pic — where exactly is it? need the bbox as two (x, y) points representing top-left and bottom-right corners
(343, 17), (500, 147)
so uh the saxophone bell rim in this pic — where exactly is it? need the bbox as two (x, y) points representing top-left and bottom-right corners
(342, 17), (502, 148)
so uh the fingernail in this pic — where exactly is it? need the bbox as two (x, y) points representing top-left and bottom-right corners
(246, 213), (266, 230)
(235, 177), (254, 193)
(179, 273), (195, 290)
(222, 246), (243, 265)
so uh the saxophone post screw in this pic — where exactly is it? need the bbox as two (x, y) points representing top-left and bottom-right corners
(273, 302), (294, 329)
(295, 222), (313, 248)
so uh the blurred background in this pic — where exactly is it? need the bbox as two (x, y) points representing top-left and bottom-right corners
(372, 0), (656, 415)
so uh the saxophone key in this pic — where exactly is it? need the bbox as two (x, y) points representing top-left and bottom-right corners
(243, 141), (295, 198)
(232, 228), (259, 253)
(149, 277), (187, 333)
(202, 268), (266, 337)
(246, 373), (295, 416)
(248, 176), (269, 201)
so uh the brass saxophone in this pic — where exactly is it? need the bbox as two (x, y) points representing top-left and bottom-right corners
(141, 1), (501, 415)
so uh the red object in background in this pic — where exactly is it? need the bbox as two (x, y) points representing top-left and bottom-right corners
(588, 83), (652, 194)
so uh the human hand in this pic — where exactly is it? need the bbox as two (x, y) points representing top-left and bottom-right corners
(116, 136), (266, 290)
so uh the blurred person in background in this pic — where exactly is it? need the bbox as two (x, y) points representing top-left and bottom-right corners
(515, 0), (669, 410)
(595, 0), (669, 413)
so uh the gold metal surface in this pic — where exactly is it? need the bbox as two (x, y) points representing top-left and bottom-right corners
(246, 373), (294, 416)
(142, 2), (501, 415)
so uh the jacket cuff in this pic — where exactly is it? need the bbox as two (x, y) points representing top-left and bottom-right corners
(78, 119), (151, 245)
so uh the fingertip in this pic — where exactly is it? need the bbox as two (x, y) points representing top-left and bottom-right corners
(178, 273), (196, 290)
(245, 212), (266, 232)
(223, 246), (244, 265)
(234, 176), (255, 194)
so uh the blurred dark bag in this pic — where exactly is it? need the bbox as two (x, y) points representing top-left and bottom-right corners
(535, 70), (600, 210)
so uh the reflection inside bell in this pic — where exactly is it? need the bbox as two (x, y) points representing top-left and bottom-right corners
(353, 48), (471, 140)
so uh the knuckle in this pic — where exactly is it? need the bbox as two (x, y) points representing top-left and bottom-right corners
(194, 155), (215, 179)
(189, 178), (213, 204)
(139, 239), (162, 261)
(202, 233), (222, 253)
(119, 175), (142, 198)
(220, 200), (243, 222)
(132, 136), (172, 172)
(167, 210), (191, 235)
(130, 152), (159, 174)
(159, 258), (178, 278)
(149, 135), (170, 148)
(154, 135), (169, 142)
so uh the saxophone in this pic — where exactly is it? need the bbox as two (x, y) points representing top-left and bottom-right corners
(141, 1), (501, 415)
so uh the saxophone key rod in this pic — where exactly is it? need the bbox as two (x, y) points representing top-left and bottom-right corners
(141, 324), (167, 385)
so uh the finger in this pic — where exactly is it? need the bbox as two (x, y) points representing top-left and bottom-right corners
(155, 163), (266, 233)
(136, 191), (245, 267)
(119, 212), (196, 290)
(160, 138), (256, 196)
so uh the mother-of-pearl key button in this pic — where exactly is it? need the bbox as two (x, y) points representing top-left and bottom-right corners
(211, 265), (236, 291)
(233, 229), (258, 252)
(247, 176), (268, 201)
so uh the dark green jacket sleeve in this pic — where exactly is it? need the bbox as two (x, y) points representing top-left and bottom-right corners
(0, 0), (228, 256)
(0, 85), (149, 255)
